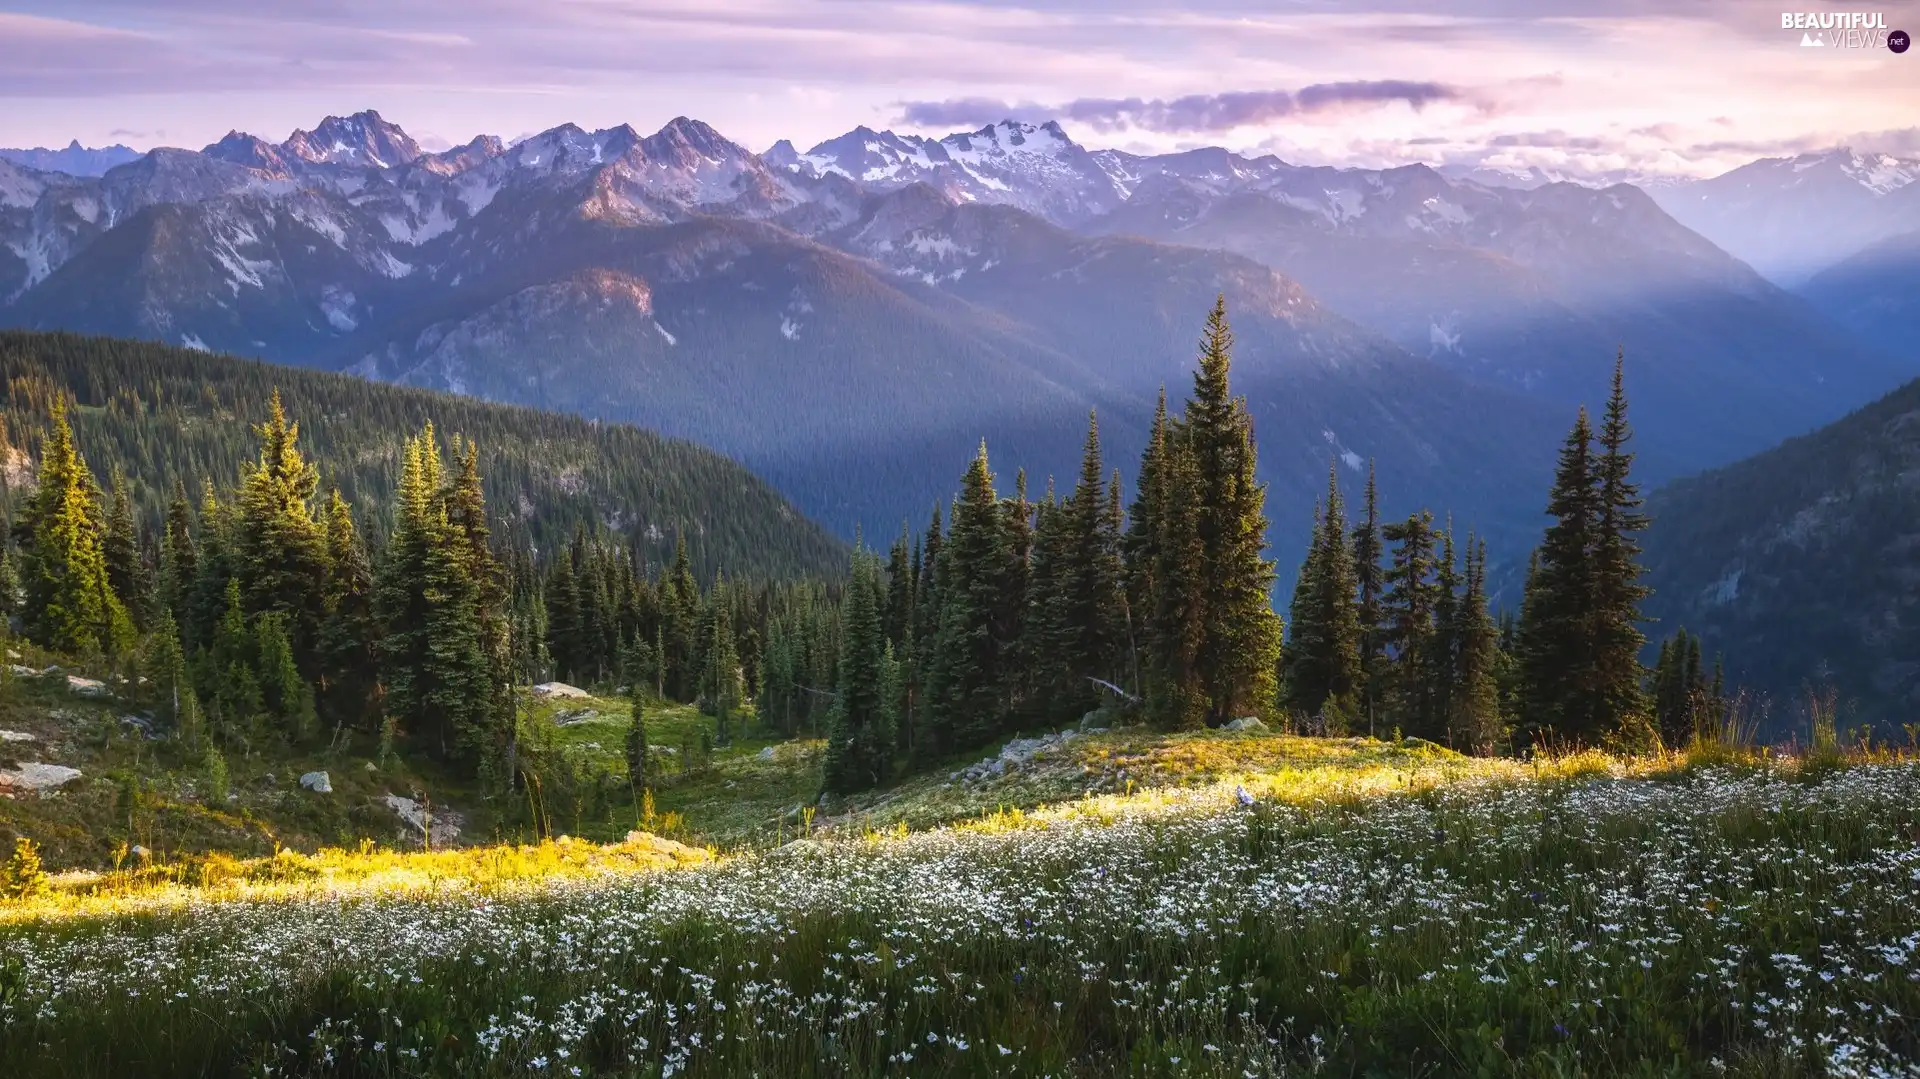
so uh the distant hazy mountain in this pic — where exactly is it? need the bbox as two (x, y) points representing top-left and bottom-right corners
(1084, 160), (1907, 474)
(1642, 371), (1920, 729)
(0, 108), (1901, 559)
(1796, 227), (1920, 365)
(0, 140), (143, 177)
(1649, 148), (1920, 286)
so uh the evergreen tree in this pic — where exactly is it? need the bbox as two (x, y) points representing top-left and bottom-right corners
(206, 577), (263, 749)
(1284, 465), (1362, 727)
(1352, 462), (1386, 735)
(883, 523), (914, 652)
(255, 611), (317, 742)
(316, 489), (379, 728)
(139, 607), (192, 736)
(446, 438), (512, 770)
(926, 444), (1012, 753)
(158, 480), (197, 622)
(1425, 526), (1461, 742)
(1180, 298), (1283, 723)
(1123, 389), (1172, 704)
(374, 428), (491, 765)
(1143, 424), (1210, 731)
(824, 546), (891, 793)
(1448, 536), (1504, 755)
(1652, 627), (1709, 748)
(1381, 511), (1440, 738)
(1591, 354), (1654, 743)
(103, 471), (153, 629)
(184, 482), (235, 655)
(17, 400), (130, 658)
(1049, 411), (1127, 722)
(906, 505), (943, 758)
(1519, 409), (1602, 747)
(545, 549), (581, 682)
(234, 390), (328, 669)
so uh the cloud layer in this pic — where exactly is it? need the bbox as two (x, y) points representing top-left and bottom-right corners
(0, 0), (1915, 181)
(899, 81), (1465, 134)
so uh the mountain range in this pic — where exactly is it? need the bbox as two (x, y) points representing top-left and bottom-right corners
(0, 111), (1912, 572)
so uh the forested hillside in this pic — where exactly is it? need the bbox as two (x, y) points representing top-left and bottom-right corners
(0, 332), (844, 580)
(1642, 371), (1920, 727)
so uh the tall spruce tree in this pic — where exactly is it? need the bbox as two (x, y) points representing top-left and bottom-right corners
(103, 471), (153, 630)
(1144, 424), (1210, 730)
(158, 480), (197, 622)
(1448, 536), (1504, 755)
(18, 400), (130, 658)
(1284, 465), (1362, 727)
(316, 489), (379, 729)
(1180, 298), (1283, 723)
(1381, 511), (1440, 739)
(1045, 411), (1128, 723)
(1591, 354), (1654, 747)
(926, 444), (1012, 753)
(1351, 462), (1386, 735)
(824, 546), (891, 793)
(234, 391), (328, 670)
(1518, 408), (1602, 747)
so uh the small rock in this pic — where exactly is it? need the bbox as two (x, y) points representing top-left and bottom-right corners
(6, 648), (18, 660)
(66, 674), (108, 697)
(553, 709), (601, 727)
(1224, 716), (1268, 732)
(530, 682), (591, 700)
(756, 746), (777, 762)
(363, 761), (378, 772)
(119, 715), (159, 740)
(6, 665), (34, 678)
(299, 770), (332, 793)
(0, 730), (34, 743)
(131, 844), (150, 860)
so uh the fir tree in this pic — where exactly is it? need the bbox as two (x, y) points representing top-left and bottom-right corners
(1180, 298), (1283, 723)
(234, 390), (328, 669)
(1381, 511), (1440, 738)
(1449, 536), (1504, 755)
(158, 480), (197, 622)
(1051, 411), (1127, 722)
(1285, 465), (1362, 727)
(103, 471), (153, 630)
(824, 546), (891, 793)
(926, 444), (1013, 753)
(1351, 462), (1386, 735)
(1144, 425), (1210, 730)
(1519, 409), (1602, 747)
(316, 489), (379, 729)
(18, 400), (130, 658)
(1591, 354), (1654, 743)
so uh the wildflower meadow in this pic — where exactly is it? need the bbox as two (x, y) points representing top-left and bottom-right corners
(4, 756), (1919, 1077)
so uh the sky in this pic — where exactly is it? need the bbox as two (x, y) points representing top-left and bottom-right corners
(1, 0), (1918, 180)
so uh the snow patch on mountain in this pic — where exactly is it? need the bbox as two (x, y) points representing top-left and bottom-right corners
(320, 286), (358, 332)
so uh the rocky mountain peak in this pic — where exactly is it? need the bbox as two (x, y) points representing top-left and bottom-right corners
(283, 110), (423, 169)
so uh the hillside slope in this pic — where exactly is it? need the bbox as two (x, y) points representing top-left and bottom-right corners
(1641, 373), (1920, 725)
(0, 332), (845, 579)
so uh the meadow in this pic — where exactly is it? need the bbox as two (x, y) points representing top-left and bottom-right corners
(3, 735), (1919, 1077)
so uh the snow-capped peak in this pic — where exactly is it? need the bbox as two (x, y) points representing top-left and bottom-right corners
(282, 110), (424, 169)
